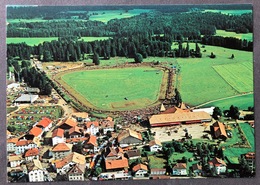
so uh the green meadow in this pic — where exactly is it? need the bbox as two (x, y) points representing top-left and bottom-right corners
(215, 30), (253, 41)
(61, 67), (164, 111)
(175, 44), (253, 107)
(7, 37), (110, 46)
(202, 9), (252, 15)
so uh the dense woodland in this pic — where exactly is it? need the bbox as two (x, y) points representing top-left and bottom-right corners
(7, 6), (253, 62)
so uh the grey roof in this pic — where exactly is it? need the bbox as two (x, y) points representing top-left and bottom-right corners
(15, 94), (39, 102)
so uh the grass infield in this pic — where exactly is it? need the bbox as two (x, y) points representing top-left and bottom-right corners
(58, 67), (166, 111)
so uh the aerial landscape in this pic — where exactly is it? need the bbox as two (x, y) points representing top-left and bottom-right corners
(6, 4), (255, 183)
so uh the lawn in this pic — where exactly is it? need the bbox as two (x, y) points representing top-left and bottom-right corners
(223, 123), (255, 157)
(148, 154), (167, 169)
(215, 30), (253, 41)
(213, 62), (253, 93)
(201, 93), (254, 111)
(175, 43), (253, 107)
(7, 37), (110, 46)
(60, 67), (164, 111)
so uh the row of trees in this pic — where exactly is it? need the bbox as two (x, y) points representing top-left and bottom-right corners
(201, 36), (253, 51)
(7, 36), (203, 62)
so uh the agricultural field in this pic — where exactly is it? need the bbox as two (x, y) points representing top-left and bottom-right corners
(213, 62), (253, 93)
(7, 37), (110, 46)
(59, 67), (165, 111)
(175, 44), (253, 107)
(215, 30), (253, 41)
(88, 9), (152, 23)
(201, 93), (254, 111)
(202, 9), (252, 15)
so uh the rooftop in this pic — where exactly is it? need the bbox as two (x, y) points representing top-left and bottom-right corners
(52, 143), (73, 152)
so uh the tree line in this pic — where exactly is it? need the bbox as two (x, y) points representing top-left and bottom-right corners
(7, 36), (204, 62)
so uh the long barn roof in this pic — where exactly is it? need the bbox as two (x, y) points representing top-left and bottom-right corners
(149, 111), (211, 125)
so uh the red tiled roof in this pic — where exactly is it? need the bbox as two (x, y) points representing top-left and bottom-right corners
(209, 157), (227, 166)
(25, 148), (39, 157)
(66, 137), (88, 143)
(132, 164), (148, 172)
(61, 118), (77, 128)
(149, 139), (162, 147)
(69, 126), (82, 135)
(7, 137), (19, 144)
(85, 121), (99, 128)
(29, 126), (43, 137)
(117, 129), (142, 142)
(105, 157), (129, 170)
(55, 152), (85, 169)
(213, 122), (227, 138)
(52, 128), (64, 138)
(52, 143), (71, 152)
(16, 140), (33, 146)
(173, 163), (187, 169)
(87, 135), (97, 147)
(36, 117), (52, 128)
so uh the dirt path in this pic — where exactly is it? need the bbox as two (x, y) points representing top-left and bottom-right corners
(193, 92), (253, 108)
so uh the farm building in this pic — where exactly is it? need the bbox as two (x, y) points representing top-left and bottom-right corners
(25, 87), (40, 94)
(212, 121), (227, 140)
(117, 129), (143, 147)
(15, 94), (39, 104)
(7, 82), (20, 89)
(149, 111), (212, 127)
(192, 107), (215, 115)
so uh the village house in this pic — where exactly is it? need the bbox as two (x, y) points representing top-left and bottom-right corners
(100, 117), (115, 134)
(132, 164), (148, 177)
(8, 155), (24, 168)
(149, 139), (162, 152)
(125, 149), (141, 160)
(103, 147), (124, 160)
(26, 159), (45, 182)
(71, 112), (89, 122)
(83, 135), (99, 154)
(212, 121), (228, 140)
(59, 117), (77, 131)
(15, 139), (38, 154)
(150, 168), (167, 179)
(51, 143), (73, 159)
(53, 152), (86, 175)
(7, 137), (19, 153)
(172, 163), (188, 176)
(28, 126), (44, 140)
(67, 163), (86, 181)
(85, 121), (99, 135)
(66, 137), (88, 145)
(105, 157), (129, 172)
(99, 171), (132, 180)
(24, 148), (40, 161)
(191, 163), (202, 176)
(117, 129), (143, 147)
(208, 157), (227, 175)
(35, 117), (52, 132)
(68, 126), (84, 138)
(52, 128), (65, 146)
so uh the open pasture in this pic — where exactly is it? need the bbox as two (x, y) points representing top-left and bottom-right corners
(176, 44), (253, 107)
(7, 37), (110, 46)
(60, 67), (164, 111)
(201, 93), (254, 111)
(215, 30), (253, 41)
(213, 62), (253, 93)
(202, 9), (252, 15)
(88, 9), (152, 23)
